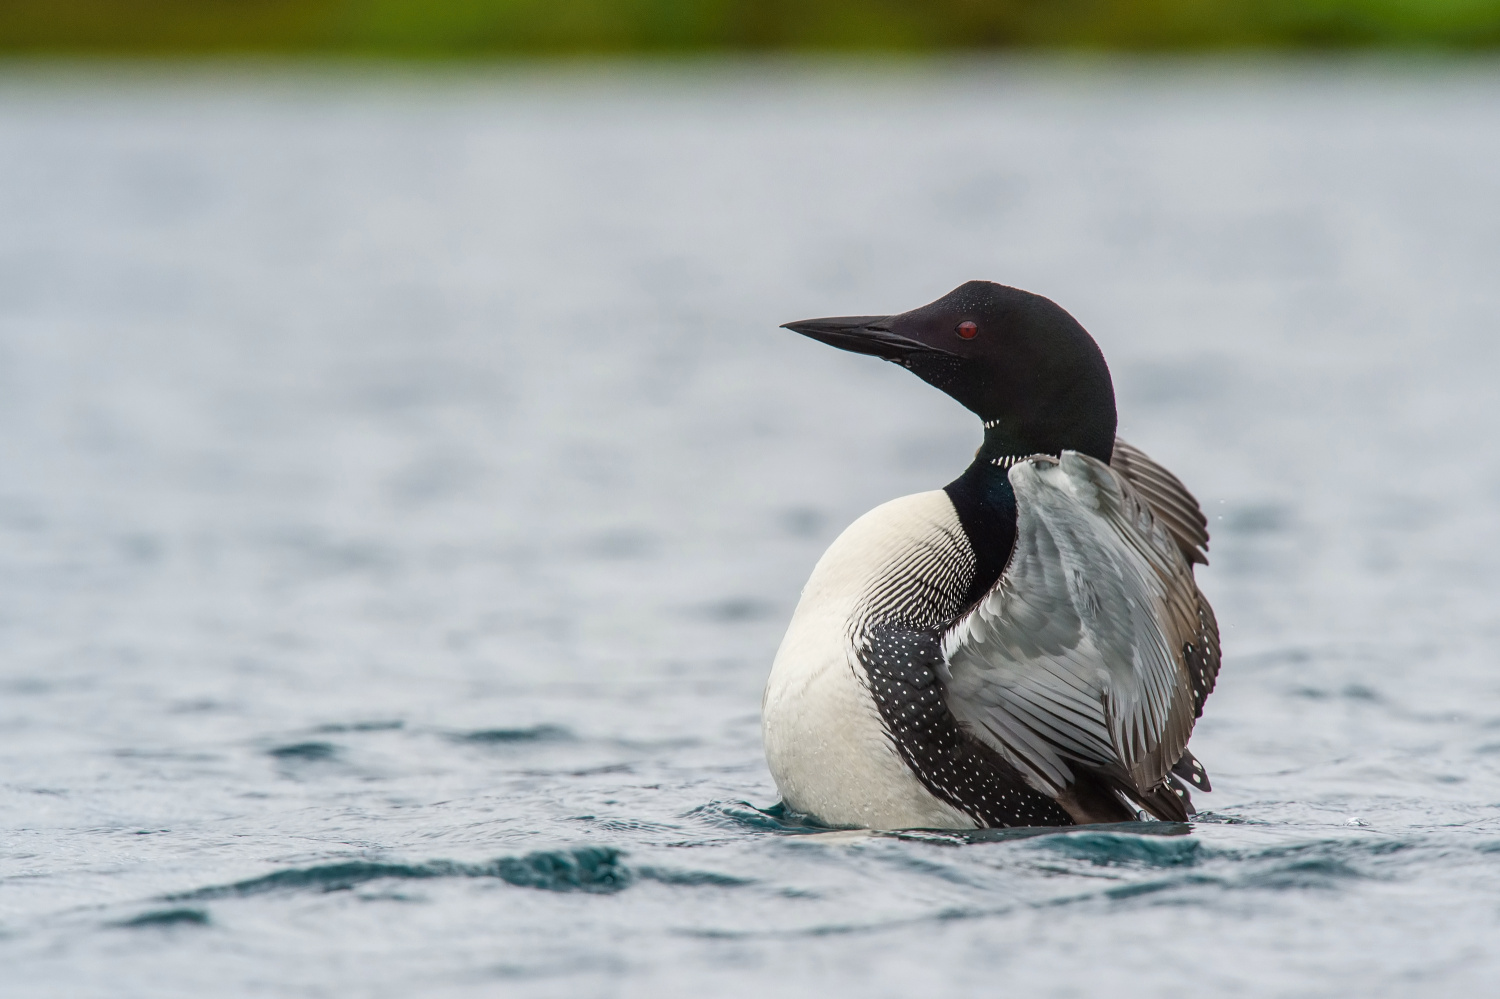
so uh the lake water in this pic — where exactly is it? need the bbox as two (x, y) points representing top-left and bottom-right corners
(2, 59), (1499, 997)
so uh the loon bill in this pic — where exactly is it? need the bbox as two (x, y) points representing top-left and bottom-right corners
(762, 281), (1220, 830)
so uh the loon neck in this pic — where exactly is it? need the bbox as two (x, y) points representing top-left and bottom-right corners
(950, 454), (1019, 512)
(974, 420), (1056, 470)
(943, 445), (1029, 609)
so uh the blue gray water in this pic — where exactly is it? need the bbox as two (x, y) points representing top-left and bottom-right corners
(2, 60), (1499, 997)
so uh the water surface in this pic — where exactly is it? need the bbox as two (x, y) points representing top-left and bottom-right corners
(1, 61), (1499, 997)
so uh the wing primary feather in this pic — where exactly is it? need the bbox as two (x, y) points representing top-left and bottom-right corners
(1109, 438), (1210, 565)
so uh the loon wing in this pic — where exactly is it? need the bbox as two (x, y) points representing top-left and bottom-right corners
(1110, 437), (1210, 566)
(939, 451), (1216, 821)
(1110, 437), (1221, 720)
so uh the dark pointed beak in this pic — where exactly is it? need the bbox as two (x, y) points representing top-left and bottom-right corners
(781, 315), (956, 361)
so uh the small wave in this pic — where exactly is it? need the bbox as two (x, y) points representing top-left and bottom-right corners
(634, 866), (752, 887)
(692, 597), (775, 622)
(1029, 829), (1203, 868)
(163, 847), (747, 901)
(589, 817), (681, 833)
(267, 741), (339, 761)
(678, 904), (1016, 941)
(169, 860), (453, 899)
(1044, 836), (1415, 907)
(492, 848), (633, 892)
(451, 725), (574, 744)
(686, 800), (831, 834)
(313, 721), (404, 733)
(1240, 856), (1365, 890)
(1099, 874), (1224, 901)
(1248, 838), (1412, 863)
(1092, 855), (1368, 902)
(113, 908), (211, 928)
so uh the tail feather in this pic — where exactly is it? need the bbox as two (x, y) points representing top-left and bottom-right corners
(1171, 748), (1212, 792)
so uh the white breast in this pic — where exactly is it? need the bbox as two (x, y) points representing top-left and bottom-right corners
(762, 491), (975, 830)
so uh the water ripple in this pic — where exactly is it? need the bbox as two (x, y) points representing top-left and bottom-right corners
(162, 847), (748, 901)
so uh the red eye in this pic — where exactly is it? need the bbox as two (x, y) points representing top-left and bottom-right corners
(956, 321), (978, 339)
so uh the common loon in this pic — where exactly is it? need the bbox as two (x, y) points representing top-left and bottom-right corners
(762, 281), (1220, 829)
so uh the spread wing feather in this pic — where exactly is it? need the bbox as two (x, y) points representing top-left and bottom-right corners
(940, 451), (1211, 812)
(1112, 437), (1222, 718)
(1110, 437), (1210, 566)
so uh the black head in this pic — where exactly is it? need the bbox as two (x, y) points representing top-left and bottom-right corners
(782, 281), (1117, 463)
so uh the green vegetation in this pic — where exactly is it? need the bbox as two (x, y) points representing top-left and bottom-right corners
(2, 0), (1499, 54)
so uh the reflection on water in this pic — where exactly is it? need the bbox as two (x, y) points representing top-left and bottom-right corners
(1, 61), (1499, 997)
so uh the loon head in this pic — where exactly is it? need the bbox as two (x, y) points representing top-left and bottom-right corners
(782, 281), (1117, 464)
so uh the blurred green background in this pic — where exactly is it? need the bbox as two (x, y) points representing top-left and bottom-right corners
(2, 0), (1498, 54)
